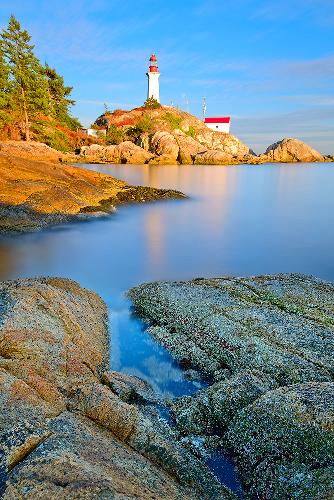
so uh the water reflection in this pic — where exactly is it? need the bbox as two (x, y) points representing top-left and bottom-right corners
(1, 163), (333, 494)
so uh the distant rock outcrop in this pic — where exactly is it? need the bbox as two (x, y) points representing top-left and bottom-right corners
(80, 141), (153, 164)
(94, 106), (253, 165)
(261, 137), (324, 163)
(89, 108), (332, 165)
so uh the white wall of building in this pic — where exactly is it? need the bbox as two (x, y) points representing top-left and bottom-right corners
(205, 122), (230, 133)
(147, 72), (160, 102)
(86, 128), (106, 137)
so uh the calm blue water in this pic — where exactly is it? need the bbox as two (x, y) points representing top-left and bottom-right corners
(1, 162), (334, 494)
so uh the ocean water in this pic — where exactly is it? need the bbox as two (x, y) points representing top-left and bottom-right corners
(1, 162), (334, 494)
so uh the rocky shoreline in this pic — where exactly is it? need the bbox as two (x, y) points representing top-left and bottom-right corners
(0, 273), (333, 498)
(0, 143), (185, 234)
(129, 273), (334, 498)
(81, 106), (333, 165)
(0, 277), (235, 499)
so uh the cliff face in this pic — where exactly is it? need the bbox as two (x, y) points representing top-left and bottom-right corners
(0, 277), (235, 499)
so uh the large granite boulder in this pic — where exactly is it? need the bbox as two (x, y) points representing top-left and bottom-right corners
(150, 131), (179, 163)
(193, 149), (234, 165)
(261, 138), (324, 163)
(174, 132), (207, 164)
(195, 130), (251, 159)
(0, 278), (235, 499)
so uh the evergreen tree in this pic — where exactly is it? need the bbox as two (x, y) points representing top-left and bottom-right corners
(44, 63), (76, 125)
(0, 15), (49, 140)
(0, 47), (10, 108)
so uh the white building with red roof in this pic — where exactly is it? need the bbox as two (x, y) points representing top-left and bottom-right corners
(204, 117), (231, 133)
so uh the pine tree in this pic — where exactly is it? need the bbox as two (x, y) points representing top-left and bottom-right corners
(44, 63), (75, 125)
(0, 15), (49, 140)
(0, 47), (10, 108)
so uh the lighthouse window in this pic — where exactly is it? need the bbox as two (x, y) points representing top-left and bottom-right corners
(216, 125), (219, 129)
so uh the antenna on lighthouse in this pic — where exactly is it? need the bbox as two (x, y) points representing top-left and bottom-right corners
(202, 96), (207, 121)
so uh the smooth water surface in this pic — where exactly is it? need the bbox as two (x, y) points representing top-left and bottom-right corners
(1, 163), (334, 493)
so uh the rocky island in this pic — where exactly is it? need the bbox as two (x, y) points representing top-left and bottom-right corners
(76, 106), (332, 165)
(0, 141), (185, 233)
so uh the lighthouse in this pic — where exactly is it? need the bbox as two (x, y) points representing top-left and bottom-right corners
(146, 54), (160, 102)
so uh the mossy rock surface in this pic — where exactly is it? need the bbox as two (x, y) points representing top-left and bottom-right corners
(227, 382), (334, 498)
(170, 369), (278, 436)
(129, 273), (334, 498)
(129, 273), (334, 384)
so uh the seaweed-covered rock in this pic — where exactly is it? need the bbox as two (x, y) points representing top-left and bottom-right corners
(170, 369), (277, 435)
(129, 273), (334, 498)
(226, 382), (334, 498)
(129, 274), (334, 384)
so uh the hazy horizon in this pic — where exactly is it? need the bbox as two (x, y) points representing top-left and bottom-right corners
(1, 0), (333, 154)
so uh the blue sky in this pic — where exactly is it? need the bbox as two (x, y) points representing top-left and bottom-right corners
(1, 0), (333, 153)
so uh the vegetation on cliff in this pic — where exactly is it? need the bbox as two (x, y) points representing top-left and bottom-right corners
(0, 16), (81, 151)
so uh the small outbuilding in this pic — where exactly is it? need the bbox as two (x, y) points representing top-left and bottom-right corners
(204, 117), (231, 133)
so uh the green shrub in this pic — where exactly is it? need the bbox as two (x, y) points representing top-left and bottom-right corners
(163, 112), (182, 130)
(126, 113), (153, 141)
(143, 97), (160, 109)
(106, 124), (125, 145)
(185, 125), (196, 138)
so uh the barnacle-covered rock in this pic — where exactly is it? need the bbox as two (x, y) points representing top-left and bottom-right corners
(170, 369), (277, 435)
(129, 273), (334, 384)
(226, 382), (334, 498)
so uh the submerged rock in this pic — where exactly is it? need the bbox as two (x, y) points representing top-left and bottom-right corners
(0, 277), (236, 499)
(129, 273), (334, 498)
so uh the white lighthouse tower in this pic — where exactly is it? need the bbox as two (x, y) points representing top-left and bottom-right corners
(146, 54), (160, 102)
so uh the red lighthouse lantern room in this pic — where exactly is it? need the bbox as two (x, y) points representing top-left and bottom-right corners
(149, 54), (158, 73)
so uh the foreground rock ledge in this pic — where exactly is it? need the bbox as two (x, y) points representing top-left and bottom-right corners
(129, 273), (334, 498)
(0, 277), (235, 499)
(0, 150), (185, 233)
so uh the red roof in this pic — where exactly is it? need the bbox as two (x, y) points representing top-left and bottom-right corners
(204, 117), (230, 124)
(150, 54), (157, 61)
